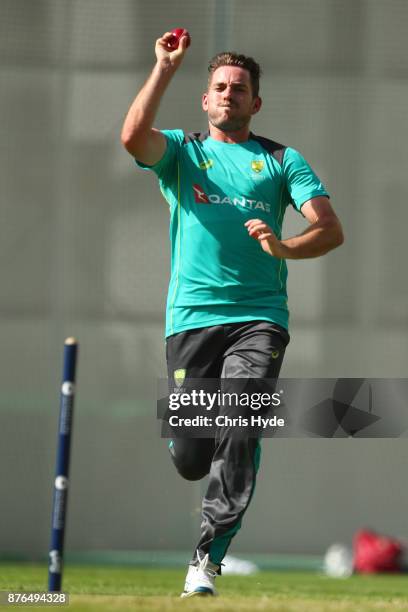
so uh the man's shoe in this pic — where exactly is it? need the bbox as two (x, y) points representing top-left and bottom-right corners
(180, 552), (219, 597)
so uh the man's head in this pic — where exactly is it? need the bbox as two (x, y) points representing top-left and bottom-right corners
(202, 52), (262, 133)
(208, 53), (262, 97)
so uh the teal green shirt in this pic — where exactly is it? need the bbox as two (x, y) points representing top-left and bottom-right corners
(136, 130), (329, 337)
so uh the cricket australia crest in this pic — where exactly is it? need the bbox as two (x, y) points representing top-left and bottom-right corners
(174, 368), (186, 388)
(251, 160), (264, 173)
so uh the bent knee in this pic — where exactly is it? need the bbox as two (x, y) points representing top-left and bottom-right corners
(168, 440), (212, 481)
(174, 460), (210, 481)
(169, 451), (210, 481)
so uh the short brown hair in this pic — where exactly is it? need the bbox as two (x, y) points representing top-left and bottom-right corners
(208, 52), (262, 98)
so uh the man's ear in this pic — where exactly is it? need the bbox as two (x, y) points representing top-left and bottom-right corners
(252, 96), (262, 115)
(202, 92), (208, 112)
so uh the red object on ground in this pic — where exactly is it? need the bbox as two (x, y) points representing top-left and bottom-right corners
(353, 529), (404, 573)
(167, 28), (191, 50)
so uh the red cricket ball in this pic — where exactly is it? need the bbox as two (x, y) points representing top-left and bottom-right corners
(167, 28), (191, 51)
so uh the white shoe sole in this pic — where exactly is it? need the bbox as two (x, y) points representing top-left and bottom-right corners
(180, 589), (216, 598)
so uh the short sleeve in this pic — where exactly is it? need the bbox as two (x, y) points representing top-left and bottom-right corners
(282, 147), (329, 212)
(134, 129), (185, 182)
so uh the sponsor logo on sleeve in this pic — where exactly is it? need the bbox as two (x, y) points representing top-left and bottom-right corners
(199, 159), (214, 170)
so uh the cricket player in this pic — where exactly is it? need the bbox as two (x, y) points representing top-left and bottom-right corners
(121, 31), (343, 597)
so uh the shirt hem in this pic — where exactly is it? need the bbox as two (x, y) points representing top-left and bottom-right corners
(165, 314), (289, 338)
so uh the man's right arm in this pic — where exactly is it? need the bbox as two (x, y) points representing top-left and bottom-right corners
(121, 31), (190, 166)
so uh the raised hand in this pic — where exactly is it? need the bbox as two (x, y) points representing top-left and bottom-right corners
(155, 30), (191, 69)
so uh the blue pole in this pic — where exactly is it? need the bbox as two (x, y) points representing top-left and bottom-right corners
(48, 337), (78, 592)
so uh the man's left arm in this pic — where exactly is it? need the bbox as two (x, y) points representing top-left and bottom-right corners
(245, 196), (344, 259)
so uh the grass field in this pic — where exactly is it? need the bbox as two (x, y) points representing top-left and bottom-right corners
(1, 564), (408, 611)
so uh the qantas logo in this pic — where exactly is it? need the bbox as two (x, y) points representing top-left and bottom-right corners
(192, 184), (271, 213)
(193, 184), (210, 203)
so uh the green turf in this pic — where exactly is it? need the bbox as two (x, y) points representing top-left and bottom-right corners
(1, 564), (408, 611)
